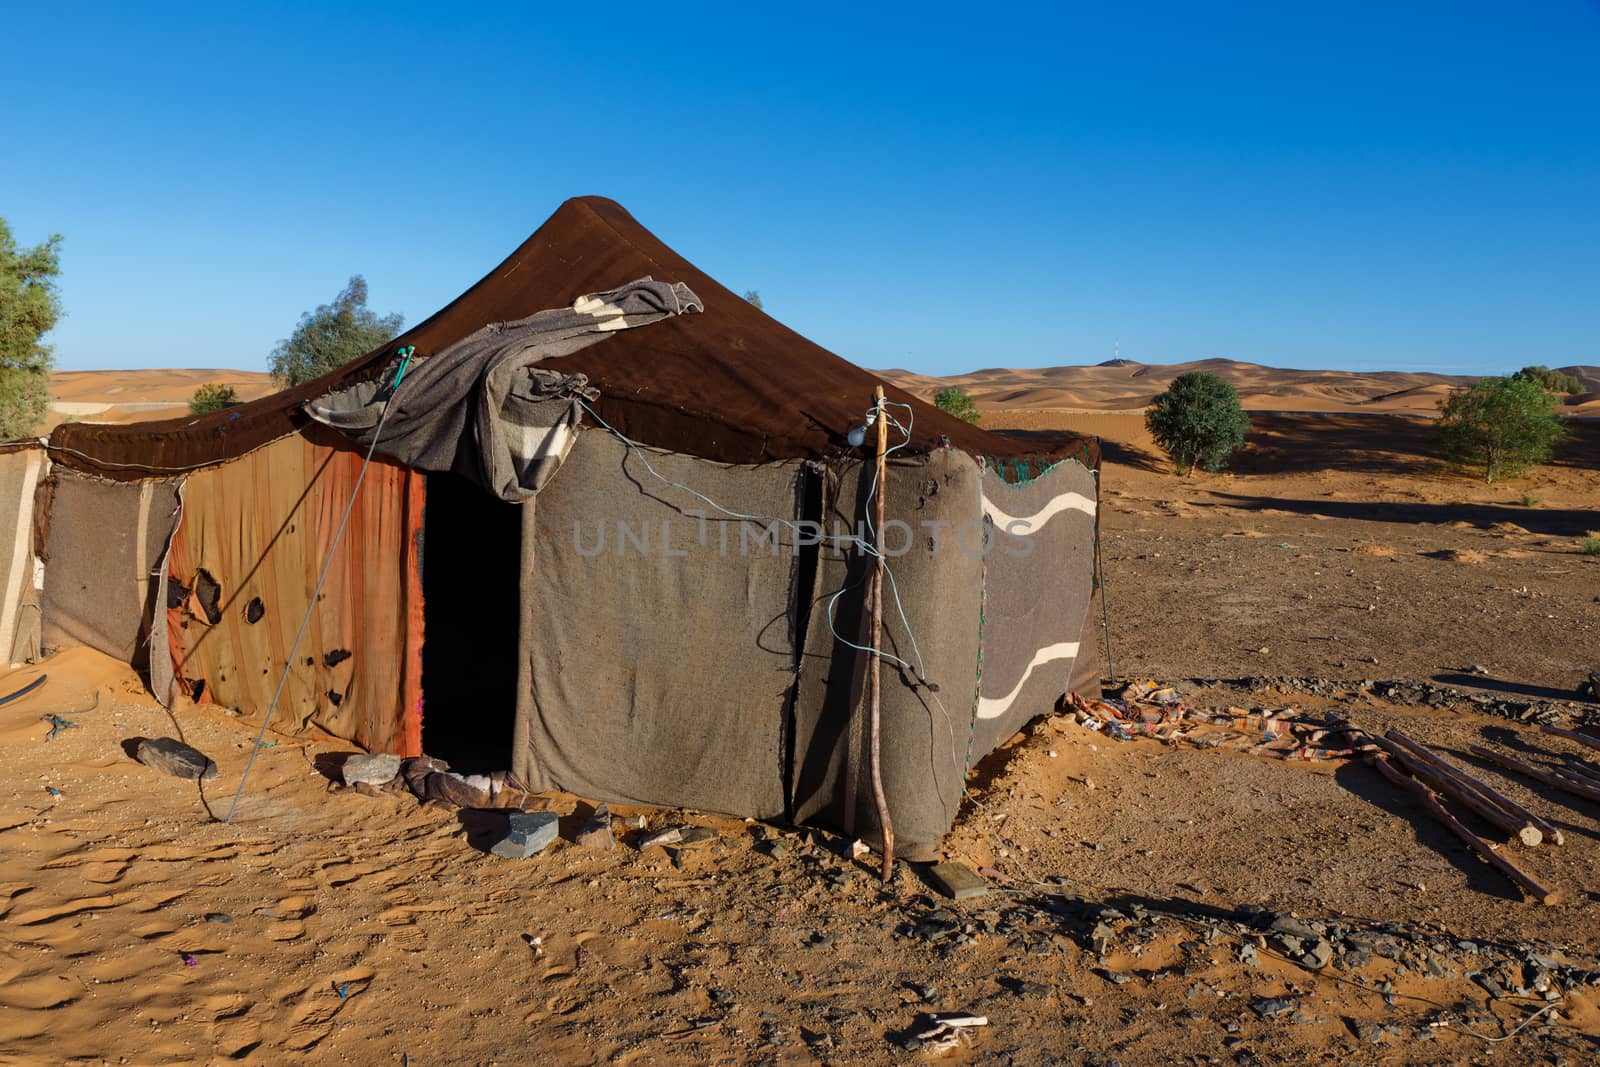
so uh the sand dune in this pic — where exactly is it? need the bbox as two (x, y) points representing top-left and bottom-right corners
(44, 361), (1600, 431)
(48, 369), (276, 430)
(883, 359), (1600, 416)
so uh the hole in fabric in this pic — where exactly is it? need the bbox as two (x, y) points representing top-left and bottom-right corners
(305, 657), (314, 667)
(187, 678), (206, 702)
(324, 649), (352, 668)
(244, 597), (265, 624)
(167, 580), (189, 610)
(193, 570), (223, 625)
(327, 690), (344, 707)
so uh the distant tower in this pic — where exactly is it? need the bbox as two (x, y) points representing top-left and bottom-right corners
(1114, 338), (1120, 362)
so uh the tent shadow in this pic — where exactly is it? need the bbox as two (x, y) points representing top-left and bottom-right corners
(1332, 761), (1519, 902)
(456, 808), (511, 854)
(1199, 493), (1597, 538)
(311, 751), (354, 784)
(1432, 673), (1584, 703)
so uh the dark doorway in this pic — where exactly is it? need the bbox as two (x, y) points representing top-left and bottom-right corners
(420, 472), (522, 773)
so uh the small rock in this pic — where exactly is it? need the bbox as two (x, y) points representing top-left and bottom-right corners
(574, 803), (615, 850)
(638, 826), (685, 850)
(489, 811), (560, 859)
(204, 913), (232, 925)
(342, 753), (402, 786)
(1269, 915), (1319, 941)
(1250, 997), (1296, 1019)
(927, 861), (989, 901)
(1300, 940), (1333, 971)
(1096, 969), (1132, 986)
(135, 737), (219, 780)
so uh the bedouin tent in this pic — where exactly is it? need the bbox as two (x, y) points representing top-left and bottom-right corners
(34, 197), (1102, 855)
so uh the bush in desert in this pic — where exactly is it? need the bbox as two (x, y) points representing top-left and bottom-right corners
(269, 275), (403, 388)
(1513, 364), (1582, 396)
(934, 386), (981, 425)
(1145, 371), (1249, 475)
(1433, 376), (1565, 484)
(0, 219), (63, 440)
(189, 383), (240, 414)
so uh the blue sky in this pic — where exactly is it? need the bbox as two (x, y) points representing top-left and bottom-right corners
(3, 2), (1597, 376)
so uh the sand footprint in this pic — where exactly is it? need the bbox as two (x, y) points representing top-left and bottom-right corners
(8, 892), (128, 926)
(204, 993), (262, 1059)
(0, 882), (33, 920)
(283, 965), (376, 1052)
(266, 895), (315, 919)
(0, 974), (81, 1010)
(377, 907), (426, 952)
(127, 888), (190, 913)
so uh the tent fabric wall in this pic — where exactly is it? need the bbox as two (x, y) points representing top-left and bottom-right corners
(41, 469), (181, 664)
(515, 431), (806, 818)
(162, 432), (425, 755)
(791, 450), (986, 854)
(972, 459), (1100, 757)
(0, 446), (47, 663)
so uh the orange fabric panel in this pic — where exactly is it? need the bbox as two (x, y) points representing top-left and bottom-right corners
(164, 433), (424, 755)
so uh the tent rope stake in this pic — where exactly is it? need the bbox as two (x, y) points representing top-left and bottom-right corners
(868, 385), (896, 880)
(224, 348), (414, 824)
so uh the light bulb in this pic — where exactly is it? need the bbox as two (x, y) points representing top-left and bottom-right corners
(847, 425), (866, 448)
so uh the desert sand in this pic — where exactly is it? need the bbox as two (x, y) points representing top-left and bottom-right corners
(5, 365), (1599, 1064)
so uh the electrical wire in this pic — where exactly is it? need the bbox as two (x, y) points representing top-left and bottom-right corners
(572, 393), (1085, 842)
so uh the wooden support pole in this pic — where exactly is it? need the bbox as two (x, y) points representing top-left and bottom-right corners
(1384, 729), (1563, 845)
(1470, 744), (1600, 805)
(1369, 756), (1558, 905)
(868, 385), (896, 882)
(1372, 735), (1543, 846)
(1540, 723), (1600, 754)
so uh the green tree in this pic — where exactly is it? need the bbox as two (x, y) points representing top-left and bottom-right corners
(1145, 371), (1249, 475)
(0, 220), (63, 440)
(1512, 365), (1582, 396)
(1434, 376), (1566, 483)
(189, 383), (240, 414)
(742, 289), (763, 310)
(933, 386), (981, 425)
(268, 275), (403, 388)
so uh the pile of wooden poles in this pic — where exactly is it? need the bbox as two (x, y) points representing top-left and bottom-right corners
(1368, 729), (1564, 905)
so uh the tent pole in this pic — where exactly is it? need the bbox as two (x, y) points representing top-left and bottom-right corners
(869, 385), (896, 881)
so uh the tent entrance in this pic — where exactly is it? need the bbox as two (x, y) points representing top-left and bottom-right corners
(420, 472), (521, 773)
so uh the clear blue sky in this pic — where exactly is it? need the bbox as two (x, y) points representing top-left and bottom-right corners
(4, 2), (1597, 376)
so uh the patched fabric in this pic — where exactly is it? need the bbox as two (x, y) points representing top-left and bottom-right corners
(304, 277), (701, 500)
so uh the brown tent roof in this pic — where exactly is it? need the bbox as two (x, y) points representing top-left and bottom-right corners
(49, 197), (1098, 477)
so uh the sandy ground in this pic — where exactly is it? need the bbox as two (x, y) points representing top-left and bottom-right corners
(6, 371), (1600, 1065)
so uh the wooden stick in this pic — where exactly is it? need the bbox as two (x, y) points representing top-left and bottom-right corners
(1554, 767), (1600, 795)
(1383, 730), (1562, 845)
(1370, 756), (1558, 905)
(1557, 757), (1600, 787)
(1470, 744), (1600, 804)
(868, 385), (895, 882)
(1372, 736), (1542, 846)
(1541, 723), (1600, 753)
